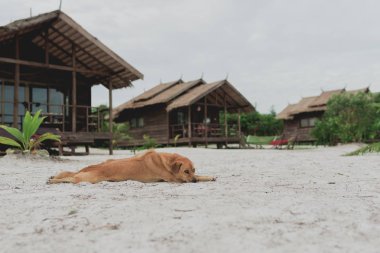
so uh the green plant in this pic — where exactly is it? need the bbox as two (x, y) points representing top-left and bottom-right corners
(345, 143), (380, 156)
(0, 110), (61, 152)
(142, 134), (157, 149)
(220, 109), (283, 136)
(312, 92), (380, 145)
(111, 123), (131, 147)
(173, 134), (181, 147)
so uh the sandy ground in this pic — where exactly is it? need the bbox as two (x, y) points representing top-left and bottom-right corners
(0, 145), (379, 253)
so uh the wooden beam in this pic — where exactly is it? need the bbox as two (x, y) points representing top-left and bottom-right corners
(44, 30), (49, 64)
(0, 56), (109, 75)
(224, 94), (227, 138)
(48, 26), (128, 80)
(167, 112), (170, 146)
(188, 105), (192, 146)
(204, 96), (208, 148)
(108, 81), (113, 155)
(238, 108), (241, 149)
(36, 34), (98, 75)
(13, 36), (20, 128)
(71, 43), (77, 133)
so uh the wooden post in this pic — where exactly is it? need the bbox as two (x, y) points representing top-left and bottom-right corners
(45, 29), (49, 64)
(204, 96), (208, 148)
(62, 104), (65, 132)
(188, 105), (192, 146)
(167, 112), (170, 146)
(224, 94), (228, 148)
(86, 107), (89, 132)
(13, 36), (20, 128)
(97, 109), (100, 132)
(224, 94), (227, 134)
(238, 109), (242, 148)
(108, 81), (113, 155)
(71, 43), (77, 132)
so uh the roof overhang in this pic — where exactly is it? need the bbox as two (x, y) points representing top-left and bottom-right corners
(0, 10), (143, 89)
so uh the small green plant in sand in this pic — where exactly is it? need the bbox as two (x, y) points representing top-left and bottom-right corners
(173, 134), (181, 147)
(346, 143), (380, 156)
(142, 134), (157, 149)
(0, 110), (61, 154)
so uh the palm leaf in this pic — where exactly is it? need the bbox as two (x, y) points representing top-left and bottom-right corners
(0, 125), (26, 149)
(31, 133), (61, 150)
(346, 143), (380, 156)
(22, 111), (33, 142)
(0, 136), (22, 148)
(29, 111), (45, 138)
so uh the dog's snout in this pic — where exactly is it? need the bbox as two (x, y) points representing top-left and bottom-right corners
(192, 178), (197, 183)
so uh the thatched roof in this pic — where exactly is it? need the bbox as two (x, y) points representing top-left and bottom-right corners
(167, 80), (254, 112)
(276, 104), (297, 120)
(113, 79), (254, 119)
(133, 80), (183, 102)
(0, 10), (143, 89)
(113, 79), (205, 115)
(277, 87), (370, 120)
(346, 87), (370, 94)
(308, 89), (344, 107)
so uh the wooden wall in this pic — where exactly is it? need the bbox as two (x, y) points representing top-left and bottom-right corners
(119, 105), (169, 145)
(282, 111), (324, 142)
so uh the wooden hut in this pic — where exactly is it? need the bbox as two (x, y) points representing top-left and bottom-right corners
(277, 87), (370, 142)
(0, 10), (143, 154)
(113, 79), (254, 147)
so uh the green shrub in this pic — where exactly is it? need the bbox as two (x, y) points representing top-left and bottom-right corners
(312, 92), (380, 145)
(142, 134), (157, 149)
(0, 110), (61, 153)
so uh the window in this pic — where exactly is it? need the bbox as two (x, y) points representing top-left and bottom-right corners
(0, 81), (26, 126)
(0, 80), (67, 127)
(130, 117), (144, 128)
(32, 87), (48, 113)
(0, 80), (2, 123)
(49, 88), (64, 114)
(138, 117), (144, 128)
(177, 112), (185, 124)
(300, 117), (317, 128)
(3, 83), (14, 125)
(309, 118), (317, 127)
(130, 118), (137, 128)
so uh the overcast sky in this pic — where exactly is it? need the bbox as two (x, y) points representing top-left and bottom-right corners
(1, 0), (380, 113)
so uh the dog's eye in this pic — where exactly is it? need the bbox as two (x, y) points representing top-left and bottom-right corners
(184, 170), (190, 174)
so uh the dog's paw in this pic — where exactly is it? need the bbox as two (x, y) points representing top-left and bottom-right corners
(46, 176), (54, 184)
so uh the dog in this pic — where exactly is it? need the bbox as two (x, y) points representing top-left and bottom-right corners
(48, 150), (216, 184)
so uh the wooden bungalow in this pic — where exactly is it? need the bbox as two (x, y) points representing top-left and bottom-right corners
(0, 10), (143, 154)
(277, 87), (370, 142)
(113, 79), (254, 147)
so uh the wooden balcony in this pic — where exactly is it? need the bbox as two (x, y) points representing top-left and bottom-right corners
(0, 101), (106, 133)
(169, 123), (241, 147)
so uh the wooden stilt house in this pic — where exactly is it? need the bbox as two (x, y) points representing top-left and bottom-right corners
(113, 79), (254, 147)
(277, 87), (370, 142)
(0, 10), (143, 154)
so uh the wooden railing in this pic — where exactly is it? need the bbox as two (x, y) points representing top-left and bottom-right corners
(0, 101), (105, 132)
(170, 123), (239, 138)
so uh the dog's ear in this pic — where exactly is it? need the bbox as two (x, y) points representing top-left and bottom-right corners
(170, 160), (182, 174)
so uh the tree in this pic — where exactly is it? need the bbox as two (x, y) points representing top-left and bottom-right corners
(221, 109), (283, 136)
(312, 92), (380, 145)
(96, 104), (131, 147)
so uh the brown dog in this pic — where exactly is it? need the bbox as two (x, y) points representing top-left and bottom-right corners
(48, 150), (216, 184)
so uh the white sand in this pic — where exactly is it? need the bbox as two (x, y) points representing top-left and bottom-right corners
(0, 145), (379, 253)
